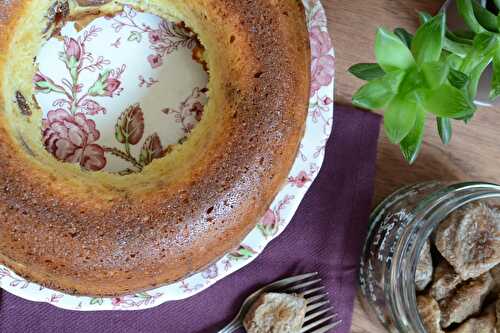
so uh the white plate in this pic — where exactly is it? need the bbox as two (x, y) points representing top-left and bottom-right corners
(0, 0), (335, 311)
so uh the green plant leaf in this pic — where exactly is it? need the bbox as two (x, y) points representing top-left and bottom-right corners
(448, 68), (469, 89)
(490, 48), (500, 99)
(471, 0), (499, 32)
(437, 117), (452, 145)
(421, 62), (450, 89)
(352, 70), (405, 110)
(495, 0), (500, 10)
(446, 29), (474, 45)
(394, 28), (413, 48)
(400, 108), (425, 164)
(457, 0), (487, 34)
(453, 29), (478, 40)
(419, 84), (475, 119)
(444, 37), (473, 57)
(468, 53), (494, 99)
(398, 67), (425, 95)
(383, 93), (418, 144)
(419, 11), (473, 45)
(417, 11), (432, 24)
(348, 63), (386, 81)
(375, 28), (415, 72)
(460, 32), (498, 74)
(412, 13), (445, 65)
(447, 53), (465, 70)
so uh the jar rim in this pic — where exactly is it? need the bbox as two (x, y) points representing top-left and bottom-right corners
(387, 181), (500, 332)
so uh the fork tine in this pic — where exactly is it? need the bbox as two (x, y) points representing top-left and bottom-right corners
(304, 307), (334, 321)
(306, 300), (330, 312)
(307, 320), (343, 333)
(306, 293), (328, 304)
(302, 286), (325, 297)
(300, 314), (336, 332)
(265, 272), (318, 291)
(285, 278), (322, 292)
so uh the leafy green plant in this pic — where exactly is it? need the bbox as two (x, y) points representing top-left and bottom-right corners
(349, 0), (500, 163)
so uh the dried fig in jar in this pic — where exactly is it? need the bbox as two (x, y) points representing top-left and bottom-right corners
(491, 264), (500, 294)
(434, 202), (500, 280)
(416, 241), (433, 291)
(431, 260), (462, 301)
(439, 272), (494, 328)
(417, 294), (444, 333)
(448, 304), (497, 333)
(496, 299), (500, 333)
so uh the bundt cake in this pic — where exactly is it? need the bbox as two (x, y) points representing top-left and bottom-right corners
(0, 0), (310, 296)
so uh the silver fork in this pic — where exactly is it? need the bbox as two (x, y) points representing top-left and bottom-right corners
(218, 272), (342, 333)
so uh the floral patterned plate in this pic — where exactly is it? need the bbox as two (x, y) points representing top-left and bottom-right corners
(0, 0), (334, 310)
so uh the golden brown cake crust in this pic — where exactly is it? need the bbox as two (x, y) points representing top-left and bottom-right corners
(0, 0), (310, 296)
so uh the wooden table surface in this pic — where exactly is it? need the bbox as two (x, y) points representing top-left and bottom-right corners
(325, 0), (500, 332)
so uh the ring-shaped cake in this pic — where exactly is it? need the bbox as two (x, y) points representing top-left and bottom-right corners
(0, 0), (310, 296)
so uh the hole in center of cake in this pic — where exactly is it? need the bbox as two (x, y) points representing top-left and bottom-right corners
(34, 7), (208, 175)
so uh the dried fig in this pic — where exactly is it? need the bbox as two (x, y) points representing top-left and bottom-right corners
(491, 264), (500, 295)
(448, 304), (496, 333)
(417, 294), (444, 333)
(416, 241), (433, 291)
(439, 272), (494, 328)
(431, 260), (462, 301)
(434, 202), (500, 280)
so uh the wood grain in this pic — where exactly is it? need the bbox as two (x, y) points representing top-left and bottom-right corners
(325, 0), (500, 331)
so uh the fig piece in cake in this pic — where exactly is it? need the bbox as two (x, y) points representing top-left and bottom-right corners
(434, 202), (500, 280)
(417, 294), (444, 333)
(243, 293), (307, 333)
(439, 272), (494, 328)
(415, 240), (433, 291)
(431, 260), (462, 301)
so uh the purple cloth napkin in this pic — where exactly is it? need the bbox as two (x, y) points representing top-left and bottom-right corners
(0, 105), (381, 333)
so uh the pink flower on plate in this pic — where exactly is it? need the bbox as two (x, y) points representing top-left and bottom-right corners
(311, 57), (335, 95)
(42, 109), (106, 171)
(148, 54), (163, 69)
(202, 265), (218, 279)
(260, 209), (277, 227)
(33, 72), (59, 94)
(64, 37), (83, 62)
(88, 70), (122, 98)
(322, 96), (333, 105)
(310, 5), (327, 28)
(190, 101), (204, 122)
(310, 27), (332, 58)
(33, 72), (49, 87)
(288, 170), (312, 188)
(148, 30), (162, 44)
(80, 99), (106, 115)
(309, 27), (334, 95)
(112, 297), (124, 306)
(104, 78), (121, 97)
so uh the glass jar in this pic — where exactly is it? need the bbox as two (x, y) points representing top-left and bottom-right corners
(359, 181), (500, 332)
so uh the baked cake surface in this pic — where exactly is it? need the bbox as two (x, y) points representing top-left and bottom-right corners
(0, 0), (310, 296)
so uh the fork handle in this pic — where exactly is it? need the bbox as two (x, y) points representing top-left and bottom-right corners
(217, 317), (243, 333)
